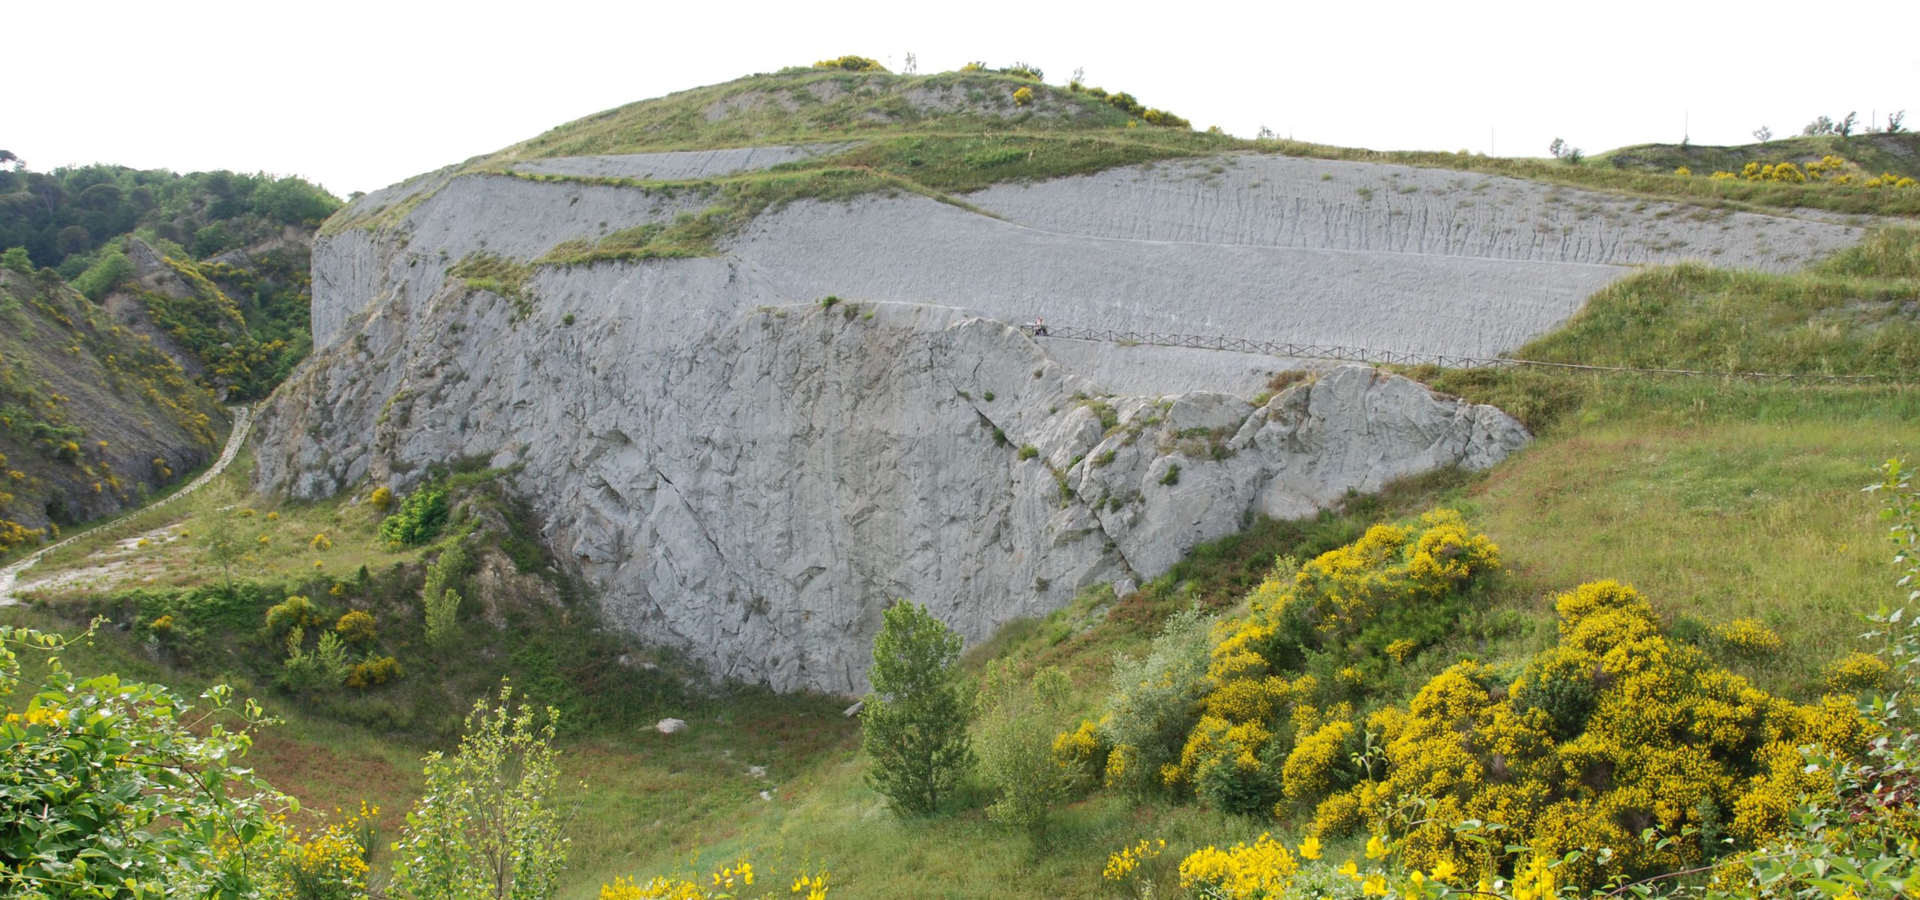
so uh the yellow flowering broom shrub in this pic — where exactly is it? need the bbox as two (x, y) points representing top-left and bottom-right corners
(268, 803), (378, 900)
(1062, 510), (1500, 814)
(1177, 832), (1301, 899)
(1714, 617), (1784, 656)
(599, 860), (829, 899)
(1306, 579), (1870, 888)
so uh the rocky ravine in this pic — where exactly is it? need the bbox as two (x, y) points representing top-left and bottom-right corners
(259, 148), (1860, 692)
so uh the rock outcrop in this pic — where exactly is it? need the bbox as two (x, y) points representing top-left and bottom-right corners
(258, 139), (1858, 692)
(260, 281), (1523, 692)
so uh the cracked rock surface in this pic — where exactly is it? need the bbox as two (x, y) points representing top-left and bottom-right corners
(260, 148), (1860, 692)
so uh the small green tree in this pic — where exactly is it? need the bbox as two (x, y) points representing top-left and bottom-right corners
(977, 662), (1072, 841)
(861, 599), (974, 816)
(389, 682), (570, 900)
(422, 544), (469, 650)
(200, 508), (250, 594)
(425, 588), (462, 650)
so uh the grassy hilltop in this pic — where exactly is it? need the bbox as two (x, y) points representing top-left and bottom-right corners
(8, 58), (1920, 899)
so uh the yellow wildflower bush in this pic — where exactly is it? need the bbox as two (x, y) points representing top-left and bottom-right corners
(268, 803), (378, 900)
(1826, 650), (1891, 692)
(1051, 716), (1108, 793)
(1282, 719), (1355, 799)
(1103, 837), (1166, 881)
(1714, 617), (1784, 656)
(345, 656), (402, 689)
(1159, 511), (1498, 812)
(600, 860), (828, 900)
(334, 610), (376, 643)
(1707, 155), (1917, 191)
(1304, 580), (1870, 888)
(1178, 832), (1300, 899)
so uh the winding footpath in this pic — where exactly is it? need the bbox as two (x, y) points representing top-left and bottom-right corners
(0, 405), (253, 606)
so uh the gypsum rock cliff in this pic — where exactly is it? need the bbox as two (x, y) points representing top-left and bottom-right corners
(258, 145), (1859, 692)
(259, 288), (1525, 692)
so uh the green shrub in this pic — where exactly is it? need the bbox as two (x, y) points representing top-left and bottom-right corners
(379, 487), (448, 546)
(862, 600), (974, 816)
(977, 664), (1072, 840)
(425, 588), (462, 651)
(1093, 607), (1214, 794)
(264, 595), (317, 635)
(69, 247), (132, 301)
(1018, 445), (1038, 460)
(278, 626), (350, 692)
(389, 684), (569, 899)
(1, 247), (31, 274)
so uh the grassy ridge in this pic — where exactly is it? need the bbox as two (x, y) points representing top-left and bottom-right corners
(1600, 131), (1920, 181)
(487, 69), (1139, 162)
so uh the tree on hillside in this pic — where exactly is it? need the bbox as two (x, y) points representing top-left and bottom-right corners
(977, 662), (1072, 841)
(389, 682), (571, 900)
(861, 599), (974, 816)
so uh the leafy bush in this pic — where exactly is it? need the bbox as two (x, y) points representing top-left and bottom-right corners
(264, 594), (317, 635)
(0, 624), (287, 894)
(389, 683), (569, 900)
(1084, 606), (1214, 795)
(1012, 86), (1034, 107)
(425, 588), (462, 651)
(69, 245), (132, 301)
(379, 486), (448, 546)
(977, 664), (1071, 839)
(279, 626), (350, 692)
(861, 599), (974, 816)
(346, 656), (403, 689)
(334, 609), (376, 643)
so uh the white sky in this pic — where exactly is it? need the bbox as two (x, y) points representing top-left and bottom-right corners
(11, 0), (1917, 199)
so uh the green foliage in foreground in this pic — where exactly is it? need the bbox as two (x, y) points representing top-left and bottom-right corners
(0, 623), (287, 896)
(862, 599), (975, 816)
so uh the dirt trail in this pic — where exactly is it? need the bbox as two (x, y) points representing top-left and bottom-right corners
(0, 405), (253, 606)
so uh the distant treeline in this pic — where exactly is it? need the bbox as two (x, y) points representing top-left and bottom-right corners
(0, 157), (340, 275)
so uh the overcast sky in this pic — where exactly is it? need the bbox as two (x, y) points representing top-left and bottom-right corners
(12, 0), (1916, 198)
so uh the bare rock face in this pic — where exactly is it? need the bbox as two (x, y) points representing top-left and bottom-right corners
(248, 149), (1804, 693)
(260, 286), (1524, 692)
